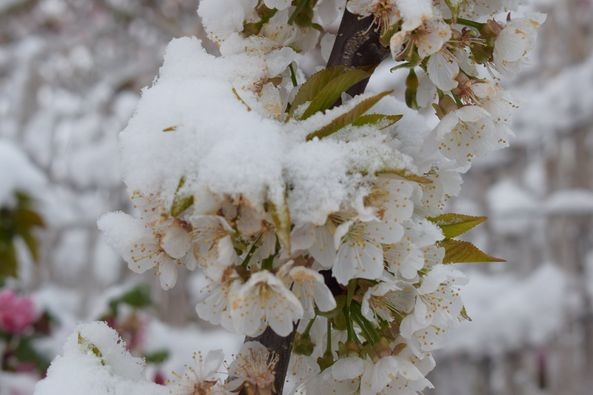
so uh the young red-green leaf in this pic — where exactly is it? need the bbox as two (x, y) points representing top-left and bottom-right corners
(352, 113), (403, 129)
(300, 68), (370, 119)
(290, 66), (348, 116)
(440, 239), (505, 264)
(306, 90), (393, 141)
(170, 177), (194, 217)
(428, 213), (487, 239)
(375, 168), (432, 184)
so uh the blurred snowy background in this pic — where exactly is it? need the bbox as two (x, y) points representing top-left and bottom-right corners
(1, 0), (593, 394)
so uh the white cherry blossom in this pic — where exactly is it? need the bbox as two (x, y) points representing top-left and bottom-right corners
(361, 281), (416, 324)
(493, 14), (546, 74)
(226, 341), (279, 395)
(230, 271), (303, 336)
(97, 197), (196, 290)
(195, 273), (241, 333)
(191, 215), (237, 281)
(330, 354), (430, 395)
(390, 19), (451, 60)
(434, 105), (506, 171)
(169, 350), (229, 395)
(400, 265), (467, 351)
(282, 265), (337, 318)
(427, 50), (459, 91)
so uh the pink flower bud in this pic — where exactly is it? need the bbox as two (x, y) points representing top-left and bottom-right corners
(0, 290), (37, 334)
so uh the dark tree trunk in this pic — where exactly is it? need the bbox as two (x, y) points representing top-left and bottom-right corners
(327, 10), (390, 96)
(242, 8), (389, 395)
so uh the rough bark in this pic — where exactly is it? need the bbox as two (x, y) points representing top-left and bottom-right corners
(242, 8), (389, 395)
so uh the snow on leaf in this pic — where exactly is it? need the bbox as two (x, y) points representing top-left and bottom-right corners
(351, 113), (403, 129)
(306, 90), (393, 140)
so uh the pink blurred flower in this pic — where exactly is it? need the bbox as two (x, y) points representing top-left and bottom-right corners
(0, 290), (37, 334)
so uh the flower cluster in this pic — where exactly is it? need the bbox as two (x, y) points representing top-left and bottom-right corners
(98, 0), (543, 393)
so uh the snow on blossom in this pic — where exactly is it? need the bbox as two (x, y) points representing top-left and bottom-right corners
(85, 0), (545, 393)
(34, 322), (167, 395)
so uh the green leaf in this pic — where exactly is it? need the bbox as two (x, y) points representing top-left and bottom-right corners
(440, 239), (505, 264)
(170, 177), (194, 217)
(14, 208), (44, 228)
(243, 4), (277, 35)
(352, 113), (402, 130)
(13, 336), (51, 373)
(306, 90), (393, 141)
(375, 168), (432, 184)
(119, 284), (152, 308)
(109, 284), (152, 314)
(405, 68), (419, 109)
(289, 0), (319, 27)
(144, 349), (170, 364)
(19, 230), (40, 262)
(428, 213), (487, 239)
(0, 241), (18, 278)
(300, 68), (370, 119)
(290, 66), (348, 115)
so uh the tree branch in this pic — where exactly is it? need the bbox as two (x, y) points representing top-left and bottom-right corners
(327, 10), (390, 96)
(242, 8), (389, 395)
